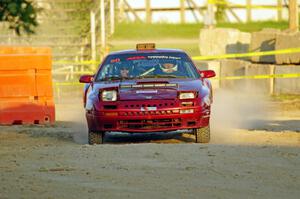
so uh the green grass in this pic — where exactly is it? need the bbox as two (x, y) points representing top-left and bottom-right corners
(110, 42), (200, 57)
(110, 21), (290, 57)
(112, 21), (289, 40)
(112, 23), (202, 40)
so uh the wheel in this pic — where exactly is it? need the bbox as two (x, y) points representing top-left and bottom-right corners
(88, 131), (104, 145)
(194, 126), (210, 143)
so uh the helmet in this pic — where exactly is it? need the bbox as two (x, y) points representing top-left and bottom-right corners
(160, 59), (178, 73)
(116, 62), (131, 70)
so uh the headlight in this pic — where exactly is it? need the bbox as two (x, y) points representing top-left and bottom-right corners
(101, 90), (117, 101)
(202, 95), (211, 106)
(179, 92), (195, 99)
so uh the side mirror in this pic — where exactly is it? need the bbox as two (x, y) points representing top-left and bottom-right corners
(79, 75), (94, 83)
(198, 70), (216, 78)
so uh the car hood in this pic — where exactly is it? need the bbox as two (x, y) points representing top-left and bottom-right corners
(93, 78), (206, 100)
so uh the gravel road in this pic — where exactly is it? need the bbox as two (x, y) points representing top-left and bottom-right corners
(1, 91), (299, 199)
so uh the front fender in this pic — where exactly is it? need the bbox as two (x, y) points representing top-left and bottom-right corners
(203, 78), (213, 104)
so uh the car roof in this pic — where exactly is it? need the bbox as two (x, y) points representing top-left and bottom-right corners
(108, 48), (187, 56)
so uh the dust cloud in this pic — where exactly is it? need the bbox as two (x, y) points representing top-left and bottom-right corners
(210, 88), (271, 136)
(55, 102), (88, 144)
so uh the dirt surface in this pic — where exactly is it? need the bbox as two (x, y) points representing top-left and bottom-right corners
(1, 91), (300, 199)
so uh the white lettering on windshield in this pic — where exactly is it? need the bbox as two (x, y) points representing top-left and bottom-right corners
(147, 56), (181, 60)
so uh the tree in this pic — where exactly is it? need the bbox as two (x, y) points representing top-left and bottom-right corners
(0, 0), (39, 35)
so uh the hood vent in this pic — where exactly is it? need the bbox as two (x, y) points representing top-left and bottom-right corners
(120, 83), (178, 89)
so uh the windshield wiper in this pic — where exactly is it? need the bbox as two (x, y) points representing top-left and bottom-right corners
(99, 76), (136, 81)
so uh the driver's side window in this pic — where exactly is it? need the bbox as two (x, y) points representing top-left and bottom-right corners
(98, 64), (118, 79)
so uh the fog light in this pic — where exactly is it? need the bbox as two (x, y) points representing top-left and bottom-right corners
(105, 112), (118, 116)
(180, 109), (194, 114)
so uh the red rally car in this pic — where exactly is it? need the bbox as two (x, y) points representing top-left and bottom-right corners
(79, 44), (215, 144)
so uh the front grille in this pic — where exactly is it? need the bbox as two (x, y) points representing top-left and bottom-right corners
(119, 109), (179, 116)
(122, 102), (175, 109)
(119, 118), (182, 129)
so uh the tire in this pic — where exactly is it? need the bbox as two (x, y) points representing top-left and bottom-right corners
(88, 131), (104, 145)
(194, 126), (210, 143)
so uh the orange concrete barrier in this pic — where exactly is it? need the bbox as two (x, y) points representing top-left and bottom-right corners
(0, 46), (55, 125)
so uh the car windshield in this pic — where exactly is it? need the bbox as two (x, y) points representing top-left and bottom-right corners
(95, 52), (200, 81)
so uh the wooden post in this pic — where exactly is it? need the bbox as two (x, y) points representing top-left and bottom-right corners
(246, 0), (251, 22)
(80, 38), (88, 71)
(277, 0), (282, 21)
(100, 0), (106, 58)
(110, 0), (115, 35)
(90, 10), (96, 62)
(289, 0), (299, 32)
(180, 0), (185, 24)
(145, 0), (151, 23)
(206, 0), (215, 28)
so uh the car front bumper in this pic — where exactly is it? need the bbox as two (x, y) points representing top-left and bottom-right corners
(86, 106), (210, 133)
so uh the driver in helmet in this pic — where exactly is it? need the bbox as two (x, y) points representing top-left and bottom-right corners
(158, 59), (184, 76)
(119, 62), (133, 78)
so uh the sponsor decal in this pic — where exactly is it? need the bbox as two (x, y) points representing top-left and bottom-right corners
(136, 90), (158, 94)
(127, 56), (146, 60)
(110, 58), (120, 63)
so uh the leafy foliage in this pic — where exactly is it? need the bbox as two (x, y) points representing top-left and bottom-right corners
(215, 2), (226, 23)
(0, 0), (39, 35)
